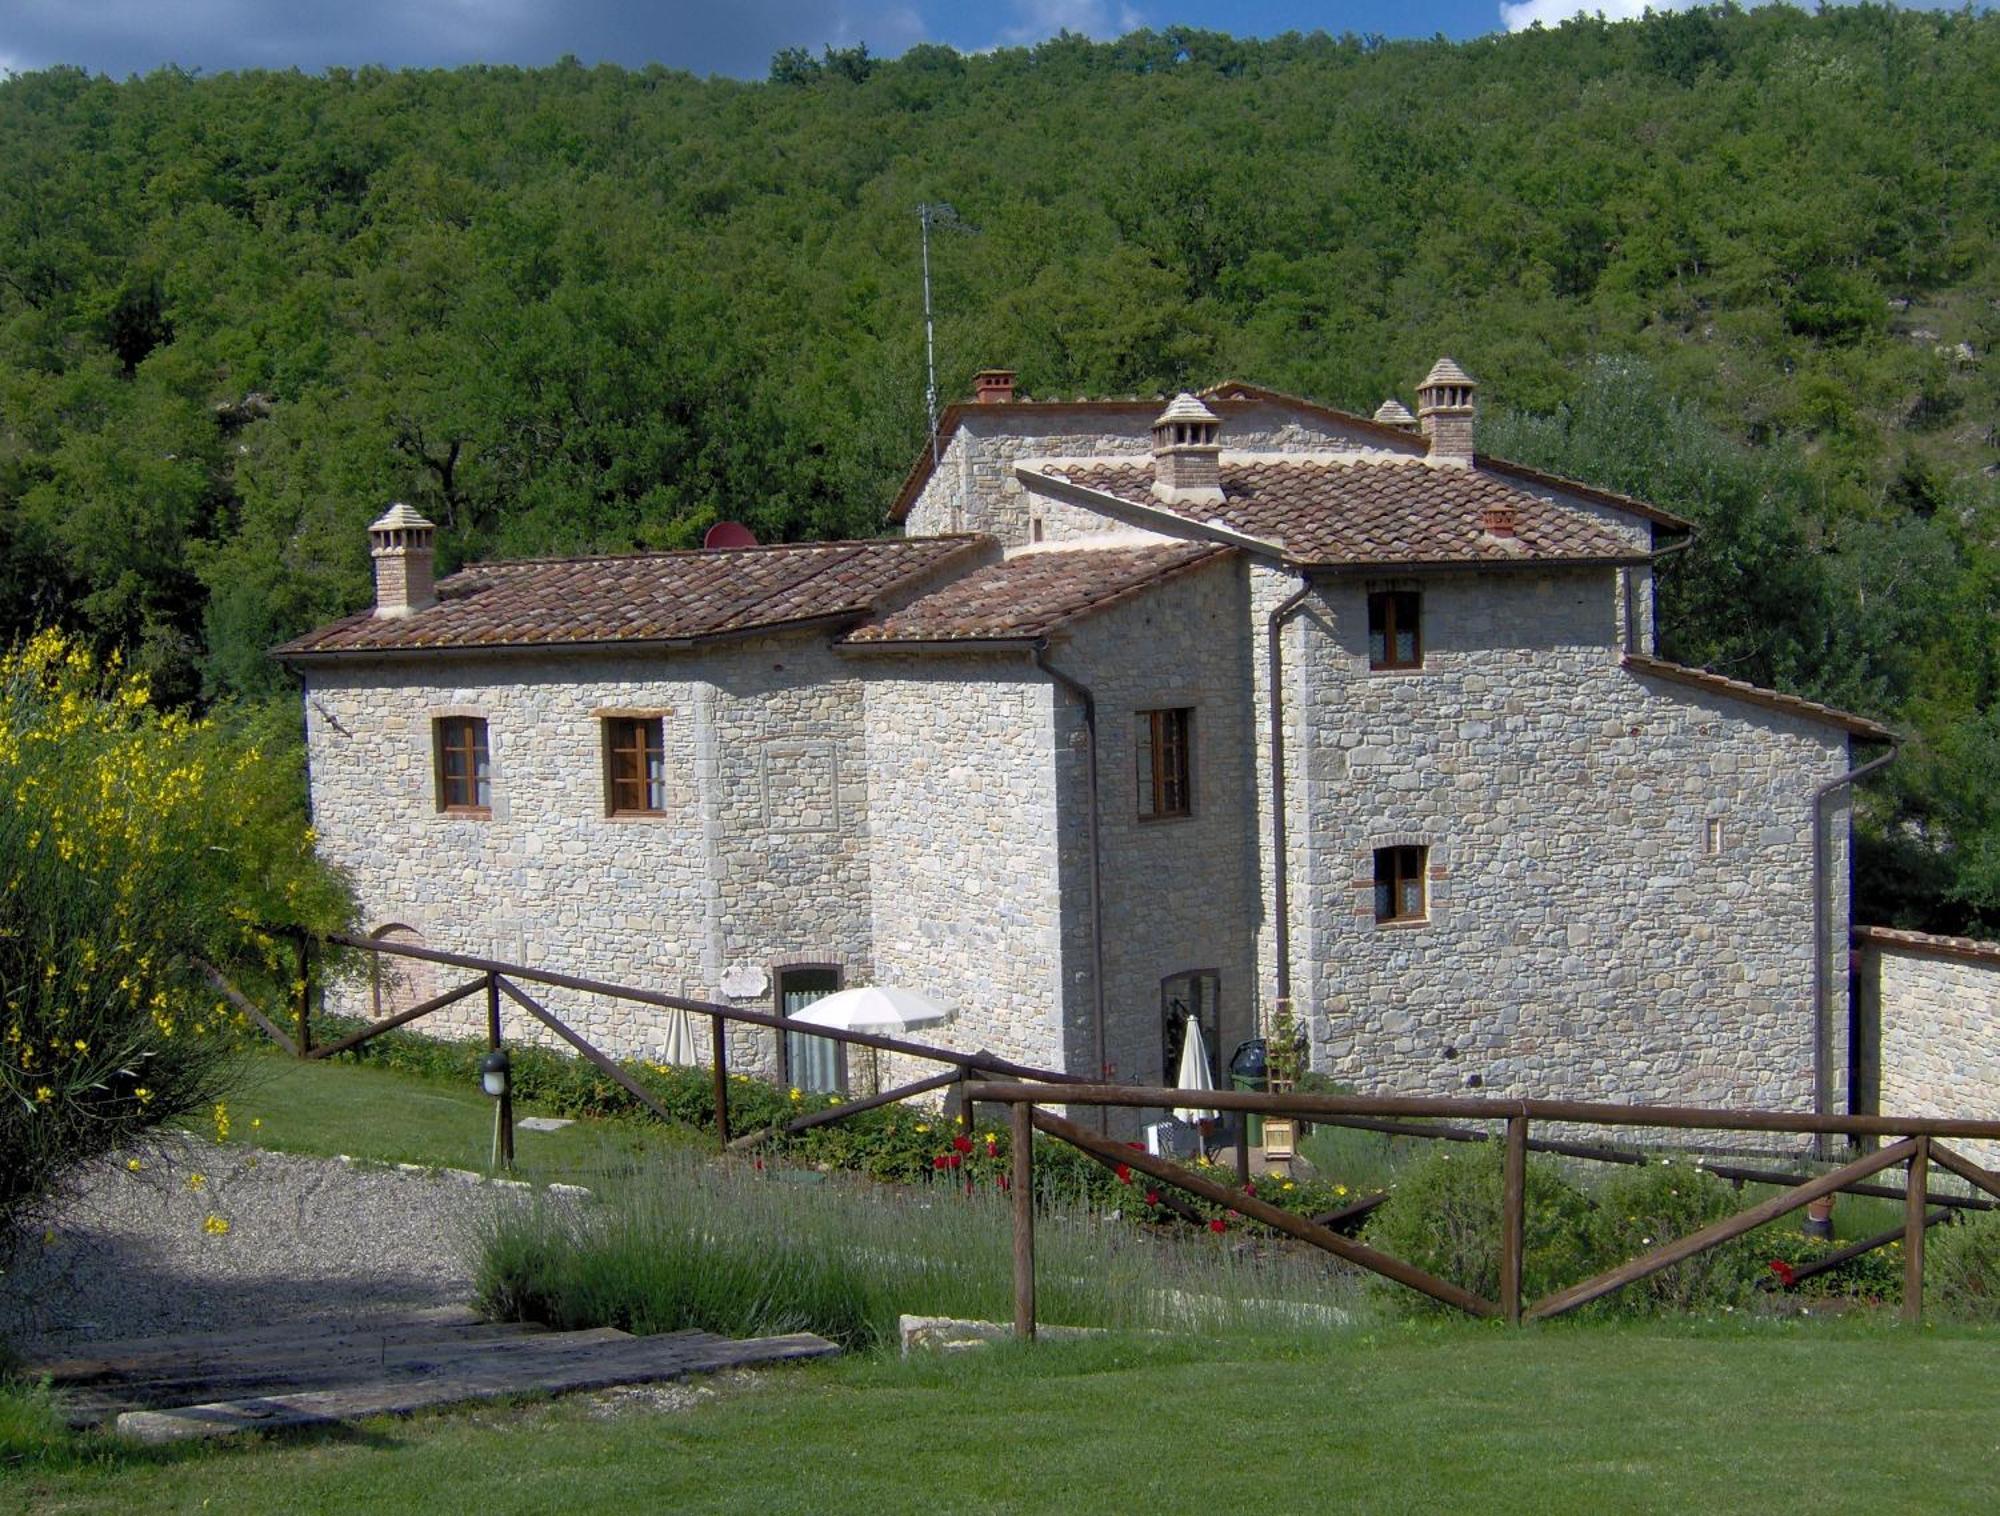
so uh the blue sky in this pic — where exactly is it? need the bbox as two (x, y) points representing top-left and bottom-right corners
(0, 2), (1879, 82)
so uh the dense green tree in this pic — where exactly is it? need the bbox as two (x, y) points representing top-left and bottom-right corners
(0, 6), (1996, 926)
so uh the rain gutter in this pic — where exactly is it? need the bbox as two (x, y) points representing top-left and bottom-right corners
(1033, 641), (1109, 1132)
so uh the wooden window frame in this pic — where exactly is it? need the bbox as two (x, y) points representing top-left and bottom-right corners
(602, 715), (667, 817)
(775, 961), (847, 1096)
(1374, 845), (1429, 924)
(1136, 707), (1194, 822)
(433, 716), (491, 815)
(1368, 590), (1423, 671)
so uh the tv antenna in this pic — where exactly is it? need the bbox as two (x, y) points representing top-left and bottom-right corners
(918, 202), (973, 463)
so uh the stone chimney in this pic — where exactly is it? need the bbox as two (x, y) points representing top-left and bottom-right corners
(369, 502), (437, 619)
(1373, 398), (1418, 432)
(1416, 357), (1478, 468)
(1150, 392), (1224, 507)
(1479, 500), (1517, 537)
(973, 369), (1016, 404)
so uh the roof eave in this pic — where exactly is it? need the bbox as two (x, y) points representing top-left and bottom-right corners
(1296, 553), (1652, 575)
(1621, 653), (1896, 741)
(274, 610), (868, 667)
(836, 635), (1046, 656)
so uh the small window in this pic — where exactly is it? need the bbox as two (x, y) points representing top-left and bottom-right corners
(1368, 591), (1422, 670)
(435, 717), (490, 813)
(1136, 708), (1192, 820)
(604, 716), (666, 816)
(1030, 517), (1045, 543)
(1162, 970), (1221, 1087)
(1705, 818), (1724, 855)
(1374, 845), (1428, 924)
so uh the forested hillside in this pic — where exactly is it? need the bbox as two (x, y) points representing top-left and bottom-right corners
(1, 5), (1996, 928)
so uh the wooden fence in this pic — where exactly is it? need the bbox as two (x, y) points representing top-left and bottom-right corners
(965, 1080), (2000, 1337)
(218, 931), (1086, 1166)
(221, 932), (2000, 1333)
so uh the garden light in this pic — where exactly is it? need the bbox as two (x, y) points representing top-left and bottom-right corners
(481, 1047), (511, 1098)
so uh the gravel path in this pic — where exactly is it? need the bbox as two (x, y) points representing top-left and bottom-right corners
(0, 1139), (548, 1354)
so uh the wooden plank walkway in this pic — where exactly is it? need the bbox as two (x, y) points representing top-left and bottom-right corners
(26, 1310), (837, 1442)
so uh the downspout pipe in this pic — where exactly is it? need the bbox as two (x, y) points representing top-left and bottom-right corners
(1624, 530), (1695, 655)
(1034, 642), (1109, 1133)
(1812, 743), (1898, 1146)
(1266, 575), (1316, 1007)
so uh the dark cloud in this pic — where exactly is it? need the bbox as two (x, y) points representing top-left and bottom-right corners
(0, 1), (949, 81)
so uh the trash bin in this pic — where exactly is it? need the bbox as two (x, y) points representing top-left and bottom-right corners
(1229, 1038), (1268, 1146)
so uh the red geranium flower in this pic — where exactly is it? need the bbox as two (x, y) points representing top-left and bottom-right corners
(1208, 1218), (1228, 1234)
(1115, 1163), (1132, 1184)
(997, 1173), (1009, 1191)
(946, 1152), (962, 1169)
(1145, 1190), (1160, 1206)
(1768, 1258), (1797, 1287)
(932, 1154), (948, 1170)
(1245, 1180), (1257, 1196)
(986, 1140), (998, 1158)
(952, 1134), (974, 1154)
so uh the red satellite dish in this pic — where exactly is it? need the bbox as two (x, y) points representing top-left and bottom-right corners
(703, 521), (758, 550)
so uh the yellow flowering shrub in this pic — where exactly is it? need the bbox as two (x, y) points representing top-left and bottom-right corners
(1, 631), (354, 1228)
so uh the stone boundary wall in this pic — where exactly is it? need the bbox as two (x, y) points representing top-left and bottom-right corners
(1857, 926), (2000, 1166)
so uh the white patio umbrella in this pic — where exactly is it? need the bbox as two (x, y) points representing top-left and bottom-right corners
(787, 985), (954, 1036)
(657, 1005), (700, 1067)
(790, 986), (954, 1097)
(1172, 1019), (1219, 1125)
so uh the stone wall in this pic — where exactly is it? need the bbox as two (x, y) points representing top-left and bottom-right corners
(1861, 930), (2000, 1166)
(1296, 569), (1852, 1114)
(858, 656), (1068, 1077)
(304, 637), (886, 1077)
(1050, 553), (1262, 1088)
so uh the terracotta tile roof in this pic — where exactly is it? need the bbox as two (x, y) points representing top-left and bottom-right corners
(1048, 458), (1642, 567)
(843, 542), (1229, 645)
(1621, 654), (1895, 741)
(275, 536), (991, 657)
(1853, 925), (2000, 967)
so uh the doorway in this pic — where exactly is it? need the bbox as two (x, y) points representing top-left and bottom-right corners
(776, 963), (845, 1095)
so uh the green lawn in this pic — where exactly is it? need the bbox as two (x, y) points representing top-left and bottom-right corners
(10, 1323), (2000, 1513)
(206, 1054), (701, 1183)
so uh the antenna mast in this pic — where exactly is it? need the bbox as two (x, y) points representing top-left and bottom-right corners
(917, 202), (961, 466)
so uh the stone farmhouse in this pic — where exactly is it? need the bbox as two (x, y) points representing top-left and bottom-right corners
(278, 360), (1894, 1119)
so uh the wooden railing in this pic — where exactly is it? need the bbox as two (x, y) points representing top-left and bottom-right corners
(965, 1080), (2000, 1337)
(224, 932), (1085, 1160)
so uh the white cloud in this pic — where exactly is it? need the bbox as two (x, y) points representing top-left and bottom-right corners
(997, 0), (1147, 46)
(1499, 0), (1685, 29)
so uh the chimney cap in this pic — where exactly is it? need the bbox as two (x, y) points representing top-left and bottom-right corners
(1153, 392), (1220, 428)
(972, 369), (1016, 403)
(370, 502), (435, 534)
(1373, 399), (1417, 427)
(1420, 356), (1476, 391)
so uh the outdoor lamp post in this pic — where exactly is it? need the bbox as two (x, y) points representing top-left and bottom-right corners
(481, 1048), (514, 1171)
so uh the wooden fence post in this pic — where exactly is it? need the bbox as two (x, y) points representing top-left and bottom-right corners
(1502, 1115), (1528, 1326)
(487, 972), (513, 1170)
(1011, 1099), (1035, 1341)
(711, 1012), (730, 1151)
(1904, 1135), (1929, 1325)
(294, 934), (314, 1058)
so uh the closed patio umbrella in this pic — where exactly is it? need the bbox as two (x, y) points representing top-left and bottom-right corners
(1173, 1019), (1219, 1125)
(658, 1005), (700, 1067)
